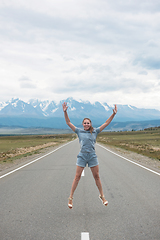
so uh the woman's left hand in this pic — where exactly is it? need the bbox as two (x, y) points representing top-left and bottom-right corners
(113, 104), (117, 115)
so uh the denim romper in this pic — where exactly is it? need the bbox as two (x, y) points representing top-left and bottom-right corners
(75, 127), (100, 167)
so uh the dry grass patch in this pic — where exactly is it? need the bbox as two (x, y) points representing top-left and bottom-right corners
(0, 134), (76, 163)
(97, 127), (160, 161)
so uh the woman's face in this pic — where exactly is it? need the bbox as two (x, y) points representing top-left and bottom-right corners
(83, 119), (91, 131)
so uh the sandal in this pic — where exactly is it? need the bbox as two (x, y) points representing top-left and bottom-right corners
(99, 195), (108, 206)
(68, 197), (73, 209)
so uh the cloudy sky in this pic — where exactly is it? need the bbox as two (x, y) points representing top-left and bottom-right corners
(0, 0), (160, 110)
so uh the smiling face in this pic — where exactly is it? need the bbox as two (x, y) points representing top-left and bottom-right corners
(82, 118), (92, 131)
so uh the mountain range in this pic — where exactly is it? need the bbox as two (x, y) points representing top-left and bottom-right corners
(0, 98), (160, 132)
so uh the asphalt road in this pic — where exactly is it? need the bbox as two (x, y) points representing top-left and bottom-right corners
(0, 139), (160, 240)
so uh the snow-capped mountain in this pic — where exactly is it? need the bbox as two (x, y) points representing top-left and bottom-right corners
(28, 99), (58, 117)
(0, 98), (44, 117)
(0, 97), (160, 131)
(0, 97), (160, 122)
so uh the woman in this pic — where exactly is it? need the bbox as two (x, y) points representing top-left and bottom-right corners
(62, 102), (117, 209)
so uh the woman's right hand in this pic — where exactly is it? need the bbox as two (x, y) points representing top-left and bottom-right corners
(62, 102), (68, 112)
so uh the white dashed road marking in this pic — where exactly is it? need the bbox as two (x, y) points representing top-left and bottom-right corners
(81, 232), (90, 240)
(81, 169), (85, 176)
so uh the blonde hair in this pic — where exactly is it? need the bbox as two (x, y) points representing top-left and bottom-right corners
(82, 118), (94, 134)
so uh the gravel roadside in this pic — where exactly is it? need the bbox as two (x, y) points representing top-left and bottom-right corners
(98, 143), (160, 174)
(0, 143), (66, 176)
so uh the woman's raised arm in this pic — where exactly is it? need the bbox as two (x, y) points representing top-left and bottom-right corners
(99, 104), (117, 132)
(62, 102), (76, 132)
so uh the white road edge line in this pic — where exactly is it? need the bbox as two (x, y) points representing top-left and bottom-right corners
(0, 140), (76, 179)
(81, 169), (85, 176)
(97, 143), (160, 176)
(81, 232), (90, 240)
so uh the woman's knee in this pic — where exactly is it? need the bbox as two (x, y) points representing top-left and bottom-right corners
(74, 173), (81, 182)
(93, 172), (100, 181)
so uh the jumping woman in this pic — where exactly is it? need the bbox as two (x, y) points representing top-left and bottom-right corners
(62, 102), (117, 209)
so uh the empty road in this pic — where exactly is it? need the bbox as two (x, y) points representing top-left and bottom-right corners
(0, 139), (160, 240)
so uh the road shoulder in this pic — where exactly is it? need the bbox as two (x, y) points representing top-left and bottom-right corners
(97, 143), (160, 174)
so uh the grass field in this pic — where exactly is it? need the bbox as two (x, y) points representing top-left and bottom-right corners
(97, 127), (160, 161)
(1, 127), (160, 165)
(0, 134), (76, 163)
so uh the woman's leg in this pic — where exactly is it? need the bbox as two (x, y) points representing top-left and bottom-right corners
(68, 166), (84, 207)
(90, 165), (108, 204)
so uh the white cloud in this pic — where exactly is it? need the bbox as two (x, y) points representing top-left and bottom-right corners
(0, 0), (160, 110)
(20, 82), (36, 89)
(19, 76), (31, 81)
